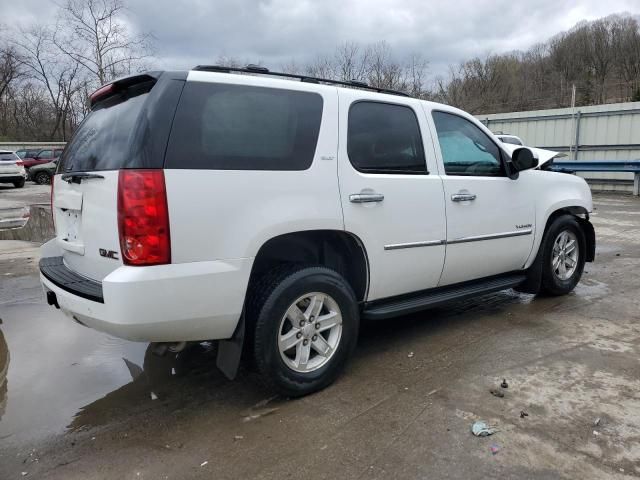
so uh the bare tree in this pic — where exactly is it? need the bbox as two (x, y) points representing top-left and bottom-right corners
(54, 0), (153, 86)
(12, 26), (83, 140)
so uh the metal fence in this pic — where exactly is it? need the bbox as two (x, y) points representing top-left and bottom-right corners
(478, 101), (640, 192)
(0, 142), (67, 151)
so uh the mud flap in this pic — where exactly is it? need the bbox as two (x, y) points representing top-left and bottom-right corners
(516, 240), (544, 295)
(216, 311), (245, 380)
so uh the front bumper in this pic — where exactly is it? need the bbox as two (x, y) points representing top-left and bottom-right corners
(40, 242), (252, 342)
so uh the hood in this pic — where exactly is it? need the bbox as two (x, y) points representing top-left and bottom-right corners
(501, 144), (565, 169)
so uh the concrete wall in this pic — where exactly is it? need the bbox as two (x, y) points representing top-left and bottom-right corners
(478, 102), (640, 192)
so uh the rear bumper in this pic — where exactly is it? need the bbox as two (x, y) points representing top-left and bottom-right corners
(0, 174), (26, 183)
(39, 243), (252, 342)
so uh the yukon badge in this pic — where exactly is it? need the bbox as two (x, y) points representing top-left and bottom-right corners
(99, 248), (119, 260)
(516, 223), (533, 229)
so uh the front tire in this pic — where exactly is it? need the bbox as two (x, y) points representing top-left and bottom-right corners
(249, 266), (359, 397)
(540, 215), (586, 295)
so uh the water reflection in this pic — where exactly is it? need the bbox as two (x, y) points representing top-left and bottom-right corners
(67, 342), (221, 432)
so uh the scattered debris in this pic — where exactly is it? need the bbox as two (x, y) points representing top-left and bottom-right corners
(615, 253), (620, 257)
(320, 445), (328, 450)
(472, 421), (498, 437)
(520, 411), (529, 418)
(490, 388), (504, 398)
(21, 473), (28, 477)
(200, 461), (208, 467)
(150, 392), (158, 400)
(242, 407), (279, 422)
(407, 352), (414, 358)
(500, 379), (508, 389)
(593, 430), (601, 437)
(594, 417), (601, 426)
(490, 444), (500, 455)
(426, 389), (440, 397)
(234, 435), (244, 441)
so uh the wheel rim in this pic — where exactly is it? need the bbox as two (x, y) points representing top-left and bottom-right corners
(37, 173), (50, 185)
(277, 292), (342, 373)
(552, 230), (579, 281)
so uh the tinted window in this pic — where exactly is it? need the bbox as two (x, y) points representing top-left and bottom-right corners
(38, 150), (53, 159)
(165, 82), (323, 170)
(347, 102), (426, 174)
(0, 152), (19, 161)
(58, 88), (151, 172)
(15, 150), (26, 158)
(432, 111), (504, 176)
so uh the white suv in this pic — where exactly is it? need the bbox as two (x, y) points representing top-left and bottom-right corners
(40, 66), (595, 396)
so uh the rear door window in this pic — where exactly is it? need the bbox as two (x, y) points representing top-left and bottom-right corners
(165, 82), (323, 170)
(347, 101), (427, 174)
(38, 150), (53, 159)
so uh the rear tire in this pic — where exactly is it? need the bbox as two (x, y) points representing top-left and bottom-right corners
(249, 265), (359, 397)
(13, 179), (25, 188)
(34, 172), (50, 185)
(540, 215), (586, 296)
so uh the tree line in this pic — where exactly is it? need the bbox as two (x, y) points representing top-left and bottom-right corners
(0, 0), (151, 142)
(1, 4), (639, 142)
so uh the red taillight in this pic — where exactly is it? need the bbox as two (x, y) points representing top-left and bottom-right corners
(117, 170), (170, 266)
(16, 160), (24, 166)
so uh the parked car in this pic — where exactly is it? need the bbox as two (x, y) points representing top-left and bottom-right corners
(22, 148), (64, 169)
(15, 148), (41, 160)
(40, 67), (595, 397)
(29, 160), (57, 185)
(496, 134), (524, 146)
(0, 150), (27, 188)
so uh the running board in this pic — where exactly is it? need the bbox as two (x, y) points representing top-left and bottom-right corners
(362, 273), (526, 320)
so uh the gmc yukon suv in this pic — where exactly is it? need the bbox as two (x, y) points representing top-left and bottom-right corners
(40, 66), (595, 396)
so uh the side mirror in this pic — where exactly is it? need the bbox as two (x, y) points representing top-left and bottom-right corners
(511, 148), (537, 172)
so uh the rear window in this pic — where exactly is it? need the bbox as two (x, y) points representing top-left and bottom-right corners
(0, 153), (18, 161)
(58, 87), (151, 172)
(165, 82), (323, 170)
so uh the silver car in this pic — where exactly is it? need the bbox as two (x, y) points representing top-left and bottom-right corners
(0, 151), (27, 188)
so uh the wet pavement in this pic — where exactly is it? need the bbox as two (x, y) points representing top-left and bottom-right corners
(0, 192), (639, 479)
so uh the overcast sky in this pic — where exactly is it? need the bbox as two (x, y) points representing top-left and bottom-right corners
(4, 0), (640, 77)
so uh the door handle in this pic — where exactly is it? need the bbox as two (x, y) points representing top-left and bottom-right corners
(349, 193), (385, 203)
(451, 193), (476, 202)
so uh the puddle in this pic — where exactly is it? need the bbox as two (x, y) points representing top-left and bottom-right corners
(0, 205), (54, 243)
(0, 302), (221, 446)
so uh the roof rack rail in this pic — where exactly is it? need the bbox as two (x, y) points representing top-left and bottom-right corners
(192, 64), (411, 97)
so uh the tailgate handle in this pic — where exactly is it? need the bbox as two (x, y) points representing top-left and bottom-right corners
(61, 173), (105, 184)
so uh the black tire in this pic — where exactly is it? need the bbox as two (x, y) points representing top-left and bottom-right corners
(249, 265), (359, 397)
(13, 178), (25, 188)
(34, 172), (50, 185)
(540, 215), (586, 296)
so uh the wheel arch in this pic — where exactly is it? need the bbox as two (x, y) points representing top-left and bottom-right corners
(247, 229), (370, 303)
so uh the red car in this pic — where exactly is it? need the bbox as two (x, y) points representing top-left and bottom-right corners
(21, 148), (64, 169)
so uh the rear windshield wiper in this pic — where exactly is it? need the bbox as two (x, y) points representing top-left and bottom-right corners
(61, 172), (105, 184)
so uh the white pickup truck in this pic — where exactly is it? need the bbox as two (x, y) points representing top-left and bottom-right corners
(40, 66), (595, 396)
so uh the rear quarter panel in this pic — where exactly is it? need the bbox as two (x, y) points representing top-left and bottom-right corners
(165, 73), (343, 264)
